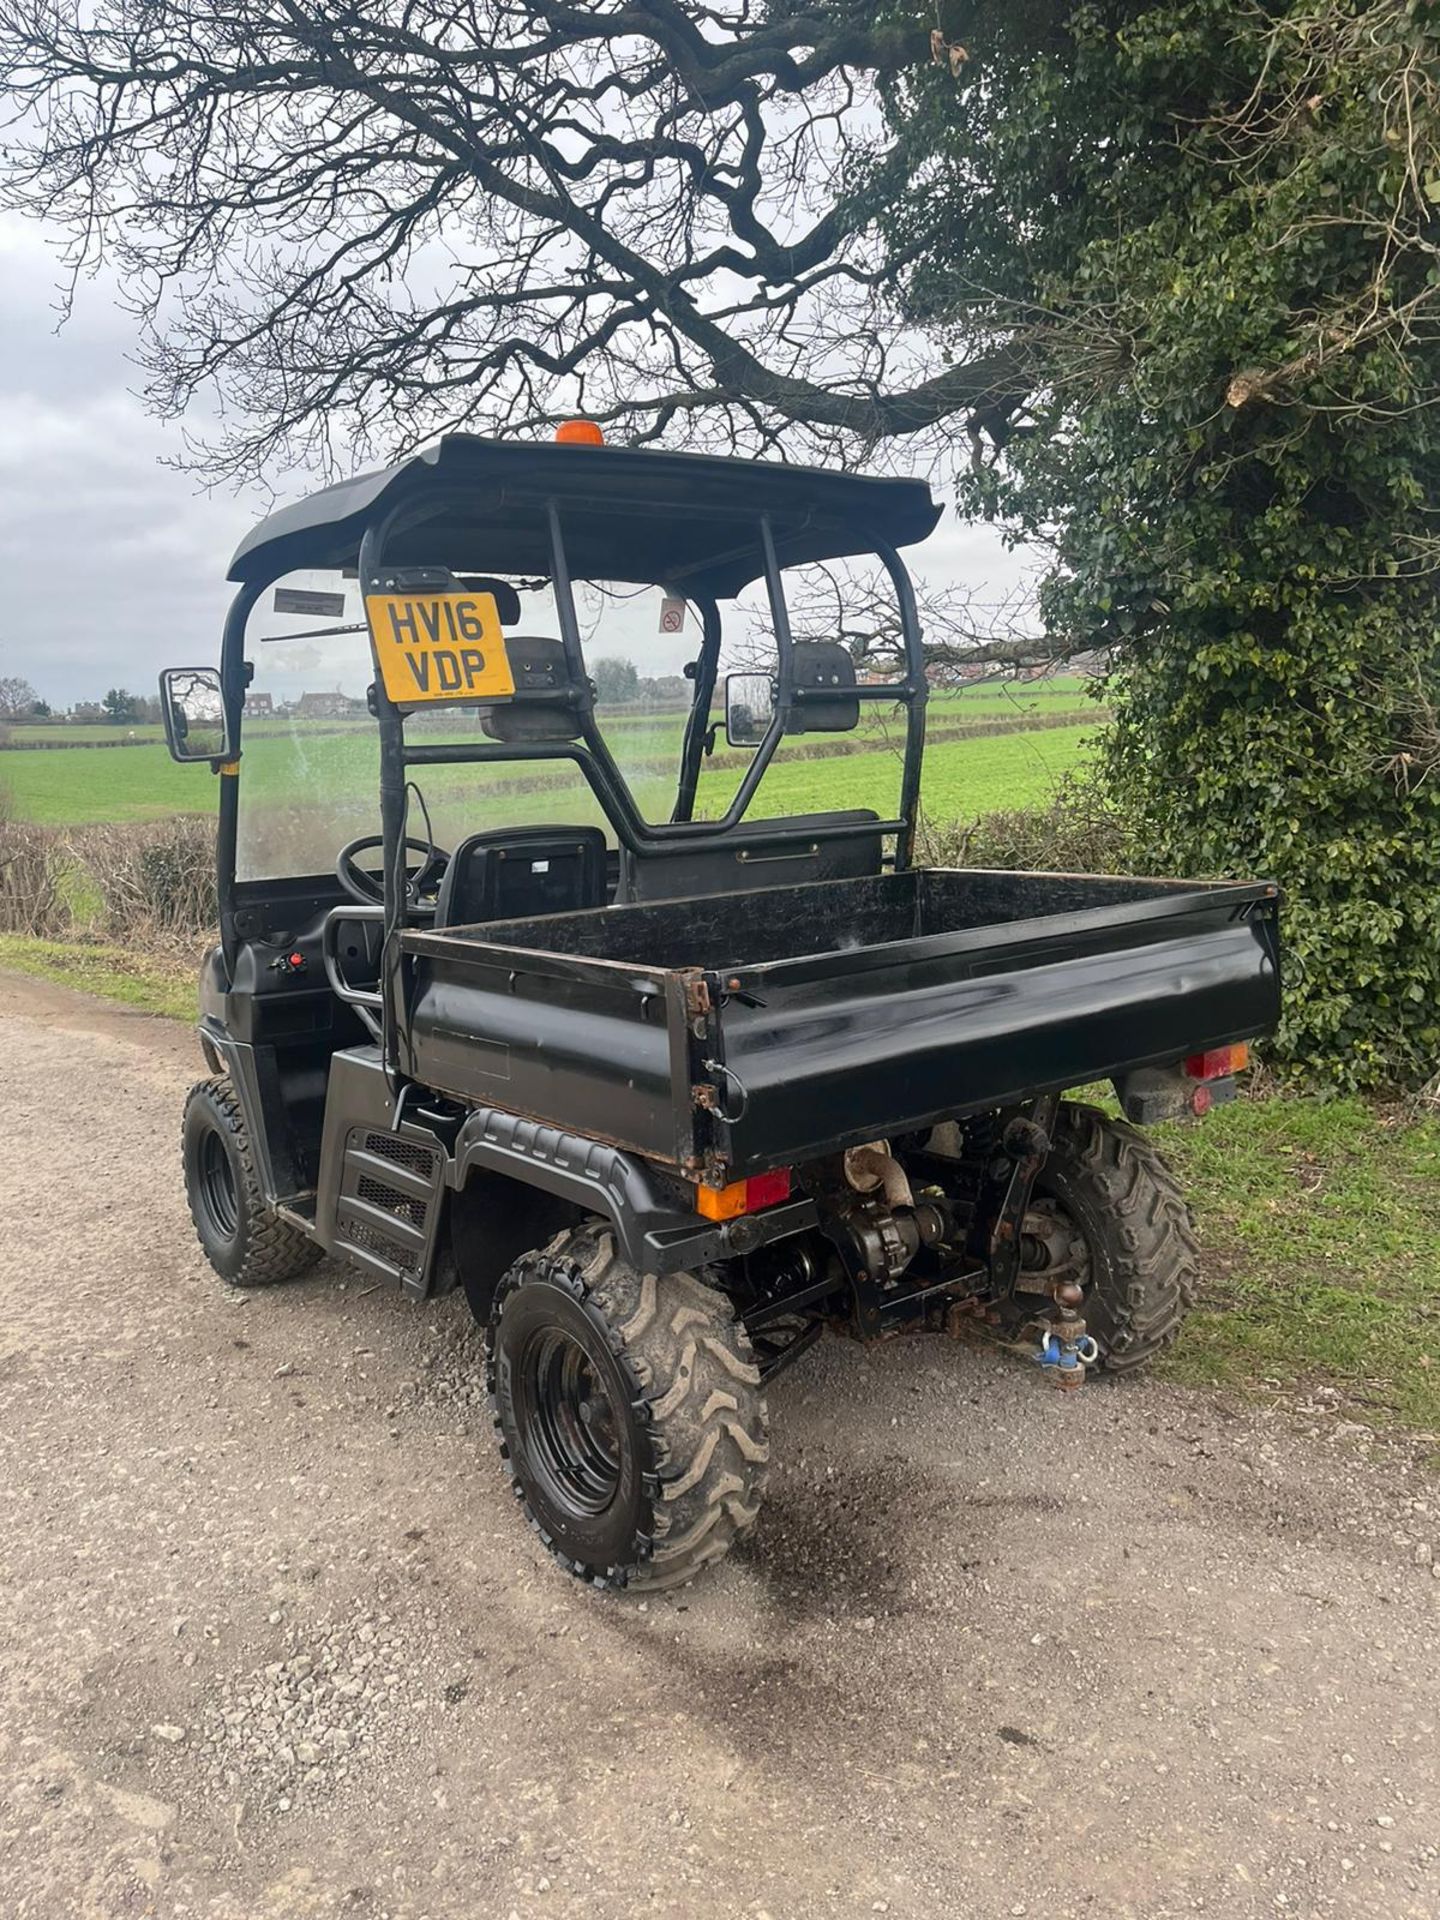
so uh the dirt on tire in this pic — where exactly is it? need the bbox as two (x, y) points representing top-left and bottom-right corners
(490, 1227), (770, 1589)
(2, 967), (1438, 1920)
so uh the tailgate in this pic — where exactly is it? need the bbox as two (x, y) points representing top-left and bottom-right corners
(709, 887), (1280, 1175)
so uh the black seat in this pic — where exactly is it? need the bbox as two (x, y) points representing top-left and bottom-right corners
(434, 826), (609, 928)
(620, 809), (883, 903)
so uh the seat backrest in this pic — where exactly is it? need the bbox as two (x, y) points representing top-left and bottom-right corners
(620, 810), (883, 904)
(434, 826), (609, 928)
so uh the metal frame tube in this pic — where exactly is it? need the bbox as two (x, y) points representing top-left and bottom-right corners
(219, 500), (929, 954)
(876, 539), (928, 871)
(217, 578), (267, 972)
(358, 509), (415, 1077)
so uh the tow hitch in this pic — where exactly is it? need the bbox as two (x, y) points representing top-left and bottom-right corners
(1032, 1299), (1100, 1390)
(971, 1095), (1103, 1390)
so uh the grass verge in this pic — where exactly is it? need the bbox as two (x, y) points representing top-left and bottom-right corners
(1157, 1094), (1440, 1432)
(0, 933), (196, 1021)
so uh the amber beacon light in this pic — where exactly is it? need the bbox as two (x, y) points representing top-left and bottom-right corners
(554, 419), (605, 445)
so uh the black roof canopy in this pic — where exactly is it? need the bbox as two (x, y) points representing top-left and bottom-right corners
(227, 435), (943, 597)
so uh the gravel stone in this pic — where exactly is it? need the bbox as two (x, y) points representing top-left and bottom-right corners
(3, 976), (1439, 1920)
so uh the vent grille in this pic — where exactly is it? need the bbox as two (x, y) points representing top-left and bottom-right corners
(339, 1218), (418, 1275)
(364, 1132), (438, 1178)
(357, 1174), (427, 1228)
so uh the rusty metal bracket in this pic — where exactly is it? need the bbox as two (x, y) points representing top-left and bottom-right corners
(683, 973), (713, 1020)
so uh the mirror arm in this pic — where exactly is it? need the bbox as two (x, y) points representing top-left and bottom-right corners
(673, 594), (722, 822)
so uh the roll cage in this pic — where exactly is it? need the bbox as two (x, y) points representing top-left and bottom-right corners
(213, 436), (940, 1002)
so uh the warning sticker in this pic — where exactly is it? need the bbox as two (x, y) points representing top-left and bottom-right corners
(274, 586), (347, 619)
(364, 592), (515, 704)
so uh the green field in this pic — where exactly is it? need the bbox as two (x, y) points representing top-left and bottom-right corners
(927, 678), (1099, 715)
(700, 725), (1096, 823)
(0, 718), (1099, 839)
(0, 742), (221, 822)
(2, 679), (1095, 744)
(0, 677), (1103, 825)
(4, 722), (167, 743)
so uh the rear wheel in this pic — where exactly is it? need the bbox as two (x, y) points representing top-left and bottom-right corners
(182, 1077), (321, 1288)
(488, 1225), (769, 1590)
(1013, 1101), (1200, 1372)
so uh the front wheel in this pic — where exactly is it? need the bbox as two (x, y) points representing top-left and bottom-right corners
(182, 1077), (322, 1287)
(1014, 1101), (1200, 1372)
(488, 1226), (769, 1590)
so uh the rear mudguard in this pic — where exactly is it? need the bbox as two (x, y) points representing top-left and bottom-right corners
(200, 1027), (817, 1293)
(451, 1106), (815, 1277)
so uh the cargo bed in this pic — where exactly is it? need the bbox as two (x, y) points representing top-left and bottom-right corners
(401, 868), (1281, 1178)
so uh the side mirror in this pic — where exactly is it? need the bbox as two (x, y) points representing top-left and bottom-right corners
(724, 672), (774, 749)
(159, 667), (233, 764)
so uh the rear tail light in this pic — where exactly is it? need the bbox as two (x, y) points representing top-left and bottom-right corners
(695, 1168), (792, 1221)
(1184, 1043), (1249, 1081)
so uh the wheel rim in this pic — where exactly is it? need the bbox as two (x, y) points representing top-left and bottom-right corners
(516, 1327), (624, 1518)
(196, 1127), (240, 1241)
(1020, 1196), (1091, 1291)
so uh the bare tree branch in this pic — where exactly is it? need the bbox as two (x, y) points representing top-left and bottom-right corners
(0, 1), (1023, 482)
(729, 557), (1074, 679)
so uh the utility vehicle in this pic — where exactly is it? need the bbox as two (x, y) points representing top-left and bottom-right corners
(161, 430), (1280, 1590)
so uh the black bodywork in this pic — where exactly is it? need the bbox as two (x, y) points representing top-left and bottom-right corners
(402, 869), (1279, 1182)
(184, 433), (1281, 1363)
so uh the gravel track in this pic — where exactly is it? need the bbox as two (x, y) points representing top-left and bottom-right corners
(1, 970), (1437, 1920)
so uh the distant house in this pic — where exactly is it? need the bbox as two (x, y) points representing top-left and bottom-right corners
(243, 692), (274, 716)
(297, 689), (365, 719)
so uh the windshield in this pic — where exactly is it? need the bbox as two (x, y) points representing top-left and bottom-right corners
(235, 570), (742, 880)
(233, 528), (907, 882)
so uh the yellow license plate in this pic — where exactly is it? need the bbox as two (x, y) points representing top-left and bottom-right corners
(365, 591), (516, 704)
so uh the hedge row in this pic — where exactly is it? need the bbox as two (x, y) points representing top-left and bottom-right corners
(0, 776), (1133, 947)
(0, 811), (215, 942)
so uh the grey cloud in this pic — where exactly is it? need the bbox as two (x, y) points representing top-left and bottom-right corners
(0, 216), (258, 704)
(0, 215), (1036, 708)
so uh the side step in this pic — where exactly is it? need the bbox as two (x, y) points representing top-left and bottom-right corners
(334, 1127), (445, 1298)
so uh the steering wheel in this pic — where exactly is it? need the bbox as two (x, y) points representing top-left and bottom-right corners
(335, 834), (450, 907)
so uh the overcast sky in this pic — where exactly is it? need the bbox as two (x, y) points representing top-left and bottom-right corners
(0, 211), (1035, 709)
